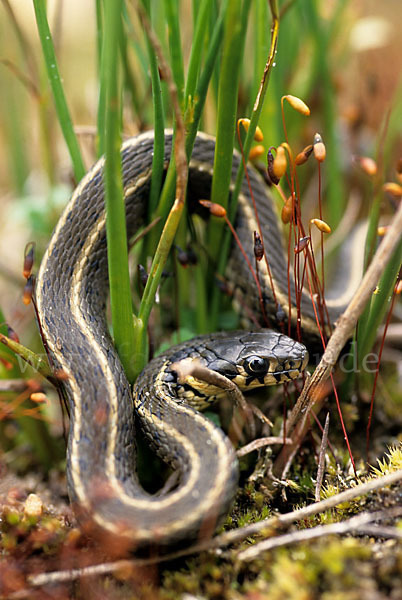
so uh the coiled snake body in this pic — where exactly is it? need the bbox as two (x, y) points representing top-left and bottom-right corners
(36, 131), (346, 549)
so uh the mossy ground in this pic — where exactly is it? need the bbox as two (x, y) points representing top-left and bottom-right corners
(1, 444), (401, 599)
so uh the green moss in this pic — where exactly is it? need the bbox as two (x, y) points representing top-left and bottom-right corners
(371, 444), (402, 477)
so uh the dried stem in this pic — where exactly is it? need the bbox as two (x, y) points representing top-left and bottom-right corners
(237, 506), (402, 561)
(315, 412), (330, 501)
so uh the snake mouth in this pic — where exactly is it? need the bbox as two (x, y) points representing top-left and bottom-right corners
(270, 368), (303, 384)
(283, 351), (309, 373)
(265, 350), (309, 385)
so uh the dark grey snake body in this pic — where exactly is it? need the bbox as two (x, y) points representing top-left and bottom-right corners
(35, 131), (344, 549)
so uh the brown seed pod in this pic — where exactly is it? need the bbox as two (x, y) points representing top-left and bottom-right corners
(199, 199), (227, 218)
(356, 156), (377, 176)
(22, 276), (34, 306)
(176, 246), (189, 268)
(313, 133), (326, 162)
(138, 264), (148, 287)
(295, 144), (313, 166)
(383, 182), (402, 197)
(23, 242), (35, 280)
(283, 95), (311, 116)
(273, 146), (287, 180)
(266, 149), (280, 185)
(249, 145), (265, 161)
(281, 195), (294, 225)
(253, 231), (264, 261)
(54, 368), (69, 381)
(311, 218), (331, 234)
(294, 236), (310, 254)
(30, 392), (47, 403)
(238, 118), (264, 141)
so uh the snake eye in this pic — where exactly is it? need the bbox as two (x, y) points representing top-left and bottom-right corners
(244, 355), (269, 376)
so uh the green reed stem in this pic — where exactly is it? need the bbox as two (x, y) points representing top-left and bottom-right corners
(131, 0), (189, 378)
(252, 0), (270, 103)
(303, 1), (344, 227)
(164, 0), (185, 106)
(32, 0), (85, 182)
(176, 0), (215, 318)
(231, 0), (278, 222)
(154, 0), (227, 228)
(119, 28), (142, 123)
(102, 0), (136, 383)
(210, 0), (278, 327)
(357, 238), (402, 364)
(133, 198), (186, 377)
(95, 0), (103, 74)
(209, 0), (246, 215)
(142, 0), (165, 217)
(184, 0), (212, 119)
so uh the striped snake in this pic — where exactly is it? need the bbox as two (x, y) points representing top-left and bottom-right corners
(35, 131), (357, 550)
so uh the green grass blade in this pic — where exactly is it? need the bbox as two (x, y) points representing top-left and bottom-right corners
(133, 199), (185, 378)
(102, 0), (136, 383)
(184, 0), (212, 114)
(209, 0), (277, 327)
(207, 0), (252, 330)
(95, 0), (103, 74)
(164, 0), (185, 106)
(142, 0), (165, 216)
(357, 238), (402, 362)
(186, 0), (228, 150)
(154, 0), (228, 228)
(231, 0), (278, 222)
(300, 1), (345, 227)
(32, 0), (85, 182)
(209, 0), (247, 214)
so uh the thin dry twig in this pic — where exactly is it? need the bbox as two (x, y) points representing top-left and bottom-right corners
(208, 468), (402, 550)
(315, 412), (330, 501)
(352, 524), (402, 539)
(237, 506), (402, 561)
(237, 436), (292, 457)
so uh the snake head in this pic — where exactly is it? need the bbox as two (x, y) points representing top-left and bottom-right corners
(202, 330), (309, 390)
(190, 329), (308, 391)
(235, 330), (309, 388)
(166, 330), (308, 409)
